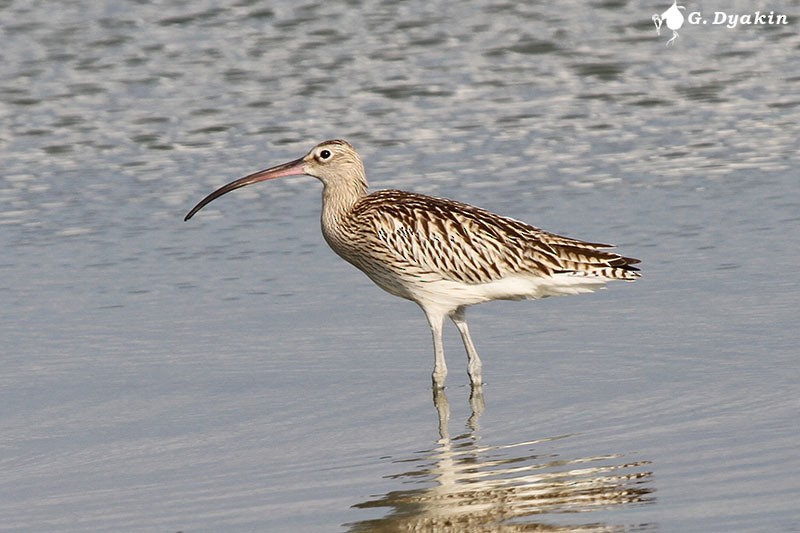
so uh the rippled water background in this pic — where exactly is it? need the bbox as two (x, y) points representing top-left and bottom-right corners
(2, 0), (799, 530)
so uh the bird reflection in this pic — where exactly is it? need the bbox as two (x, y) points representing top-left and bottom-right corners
(347, 389), (655, 532)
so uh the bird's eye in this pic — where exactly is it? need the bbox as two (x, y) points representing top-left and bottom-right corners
(319, 149), (332, 160)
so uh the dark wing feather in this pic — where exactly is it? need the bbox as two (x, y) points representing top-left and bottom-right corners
(346, 190), (640, 285)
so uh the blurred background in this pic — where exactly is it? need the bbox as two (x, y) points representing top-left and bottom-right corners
(1, 1), (798, 531)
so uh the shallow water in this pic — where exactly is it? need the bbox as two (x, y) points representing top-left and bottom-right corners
(1, 0), (799, 531)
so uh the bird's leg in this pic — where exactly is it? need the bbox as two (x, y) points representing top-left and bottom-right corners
(424, 308), (448, 389)
(667, 30), (679, 45)
(450, 307), (483, 387)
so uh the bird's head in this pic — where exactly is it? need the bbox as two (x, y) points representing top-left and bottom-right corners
(184, 139), (366, 221)
(304, 139), (366, 186)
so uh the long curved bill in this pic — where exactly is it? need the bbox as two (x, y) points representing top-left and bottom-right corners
(184, 156), (307, 221)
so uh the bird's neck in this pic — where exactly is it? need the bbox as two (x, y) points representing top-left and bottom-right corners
(321, 174), (368, 217)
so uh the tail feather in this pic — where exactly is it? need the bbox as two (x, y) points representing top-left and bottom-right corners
(551, 244), (641, 281)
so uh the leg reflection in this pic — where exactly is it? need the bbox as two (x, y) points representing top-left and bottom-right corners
(431, 386), (450, 441)
(468, 384), (484, 431)
(348, 388), (655, 531)
(432, 384), (485, 439)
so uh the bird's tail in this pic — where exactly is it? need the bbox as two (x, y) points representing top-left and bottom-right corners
(552, 243), (641, 281)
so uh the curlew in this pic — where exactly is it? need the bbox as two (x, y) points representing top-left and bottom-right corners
(185, 140), (640, 389)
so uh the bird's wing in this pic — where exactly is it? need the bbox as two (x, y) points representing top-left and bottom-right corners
(348, 190), (639, 285)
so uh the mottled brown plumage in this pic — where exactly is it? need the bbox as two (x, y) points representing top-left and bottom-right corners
(186, 139), (640, 389)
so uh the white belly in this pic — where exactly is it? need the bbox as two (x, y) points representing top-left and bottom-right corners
(356, 260), (609, 313)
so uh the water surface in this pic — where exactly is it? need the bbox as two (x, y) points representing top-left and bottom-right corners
(1, 0), (799, 531)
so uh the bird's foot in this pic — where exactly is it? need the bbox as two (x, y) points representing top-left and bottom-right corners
(467, 368), (483, 389)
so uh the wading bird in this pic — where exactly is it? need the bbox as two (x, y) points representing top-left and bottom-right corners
(185, 140), (640, 389)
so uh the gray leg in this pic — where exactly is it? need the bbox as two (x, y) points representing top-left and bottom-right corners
(450, 307), (483, 387)
(424, 308), (447, 389)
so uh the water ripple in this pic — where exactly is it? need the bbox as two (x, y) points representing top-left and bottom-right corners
(348, 391), (654, 532)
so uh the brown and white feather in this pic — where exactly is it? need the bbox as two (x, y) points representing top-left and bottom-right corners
(321, 189), (639, 308)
